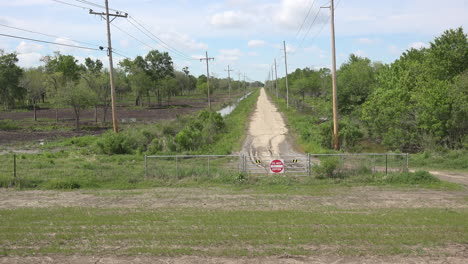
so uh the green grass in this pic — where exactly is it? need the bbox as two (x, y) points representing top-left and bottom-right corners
(1, 207), (466, 256)
(0, 151), (460, 191)
(410, 149), (468, 171)
(268, 92), (328, 154)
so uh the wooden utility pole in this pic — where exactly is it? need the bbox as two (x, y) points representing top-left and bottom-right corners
(322, 0), (339, 149)
(283, 41), (290, 109)
(243, 73), (246, 96)
(200, 51), (214, 110)
(224, 65), (234, 102)
(274, 58), (278, 98)
(89, 1), (127, 133)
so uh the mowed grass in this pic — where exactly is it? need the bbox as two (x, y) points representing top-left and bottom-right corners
(0, 206), (466, 256)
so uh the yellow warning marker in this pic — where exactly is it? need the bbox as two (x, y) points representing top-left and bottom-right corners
(255, 160), (261, 164)
(292, 159), (298, 163)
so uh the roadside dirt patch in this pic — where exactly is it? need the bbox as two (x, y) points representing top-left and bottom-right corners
(1, 254), (467, 264)
(0, 186), (466, 210)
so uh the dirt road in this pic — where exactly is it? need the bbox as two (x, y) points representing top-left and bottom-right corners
(242, 88), (301, 162)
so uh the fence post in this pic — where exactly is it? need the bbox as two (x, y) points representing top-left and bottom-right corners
(208, 156), (210, 178)
(385, 154), (388, 175)
(372, 154), (375, 174)
(307, 153), (311, 176)
(176, 156), (179, 178)
(406, 153), (409, 172)
(144, 155), (147, 178)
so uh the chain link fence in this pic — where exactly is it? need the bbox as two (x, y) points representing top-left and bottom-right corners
(145, 153), (409, 178)
(0, 153), (409, 187)
(0, 153), (145, 188)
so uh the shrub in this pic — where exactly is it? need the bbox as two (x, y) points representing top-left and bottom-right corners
(96, 131), (137, 154)
(313, 157), (340, 179)
(0, 119), (19, 131)
(147, 138), (163, 154)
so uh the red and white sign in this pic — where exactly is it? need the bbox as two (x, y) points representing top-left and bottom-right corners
(270, 159), (285, 174)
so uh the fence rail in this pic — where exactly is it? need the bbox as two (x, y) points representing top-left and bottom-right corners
(145, 153), (409, 178)
(0, 153), (409, 187)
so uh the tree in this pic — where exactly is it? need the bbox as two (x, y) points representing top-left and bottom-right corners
(0, 50), (24, 110)
(20, 68), (46, 120)
(56, 81), (96, 130)
(144, 50), (174, 105)
(337, 54), (376, 114)
(427, 27), (468, 80)
(82, 58), (109, 123)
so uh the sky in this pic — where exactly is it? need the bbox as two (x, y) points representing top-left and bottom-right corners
(0, 0), (467, 82)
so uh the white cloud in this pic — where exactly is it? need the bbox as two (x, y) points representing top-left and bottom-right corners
(16, 41), (43, 53)
(218, 48), (243, 61)
(353, 50), (367, 57)
(160, 32), (208, 51)
(17, 52), (43, 68)
(119, 39), (130, 49)
(248, 40), (266, 47)
(191, 55), (205, 60)
(210, 10), (252, 28)
(356, 38), (379, 45)
(304, 45), (326, 58)
(274, 0), (327, 29)
(52, 38), (80, 54)
(408, 42), (429, 50)
(247, 51), (259, 56)
(252, 63), (270, 69)
(388, 45), (401, 55)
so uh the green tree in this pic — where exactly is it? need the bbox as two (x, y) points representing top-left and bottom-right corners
(0, 50), (24, 110)
(56, 81), (96, 130)
(20, 68), (46, 120)
(337, 54), (376, 114)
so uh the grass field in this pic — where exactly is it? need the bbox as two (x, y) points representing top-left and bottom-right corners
(0, 185), (467, 261)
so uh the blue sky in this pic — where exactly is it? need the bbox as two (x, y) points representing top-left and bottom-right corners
(1, 0), (467, 81)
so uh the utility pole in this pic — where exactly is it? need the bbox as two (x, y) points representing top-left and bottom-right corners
(274, 58), (278, 98)
(89, 1), (127, 133)
(322, 0), (339, 150)
(283, 41), (290, 109)
(224, 65), (234, 102)
(243, 73), (246, 96)
(200, 51), (214, 110)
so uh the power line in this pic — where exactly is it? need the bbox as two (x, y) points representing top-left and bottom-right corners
(297, 8), (322, 49)
(75, 0), (126, 13)
(0, 33), (104, 51)
(51, 0), (89, 10)
(127, 16), (195, 61)
(295, 0), (317, 38)
(0, 23), (102, 48)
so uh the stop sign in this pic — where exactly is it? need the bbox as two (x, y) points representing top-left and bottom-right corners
(270, 159), (285, 174)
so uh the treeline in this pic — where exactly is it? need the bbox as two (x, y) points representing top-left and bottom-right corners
(267, 27), (467, 152)
(0, 49), (260, 129)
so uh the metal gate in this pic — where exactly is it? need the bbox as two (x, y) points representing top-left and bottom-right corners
(241, 154), (311, 177)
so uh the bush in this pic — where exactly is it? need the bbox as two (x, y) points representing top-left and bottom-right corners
(313, 157), (340, 178)
(0, 119), (19, 131)
(96, 131), (137, 154)
(318, 118), (363, 150)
